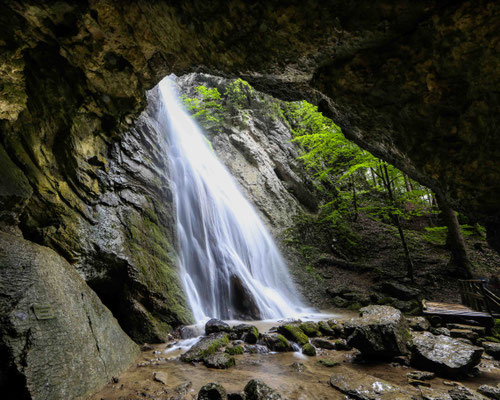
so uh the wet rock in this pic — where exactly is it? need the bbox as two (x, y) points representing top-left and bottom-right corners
(327, 319), (345, 337)
(332, 338), (351, 350)
(311, 338), (335, 350)
(244, 344), (269, 354)
(344, 305), (411, 358)
(0, 232), (140, 400)
(260, 333), (292, 352)
(431, 328), (451, 336)
(244, 379), (282, 400)
(180, 325), (201, 339)
(302, 343), (317, 356)
(329, 366), (415, 400)
(450, 329), (479, 343)
(203, 353), (236, 369)
(477, 385), (500, 400)
(230, 275), (262, 320)
(318, 320), (336, 336)
(299, 321), (322, 337)
(408, 379), (431, 387)
(228, 393), (245, 400)
(406, 371), (435, 381)
(205, 319), (231, 335)
(277, 324), (309, 346)
(420, 387), (453, 400)
(153, 371), (168, 385)
(447, 324), (486, 336)
(317, 359), (340, 367)
(235, 324), (259, 344)
(482, 342), (500, 359)
(410, 332), (483, 377)
(198, 382), (228, 400)
(180, 333), (229, 363)
(408, 317), (431, 332)
(449, 385), (489, 400)
(290, 362), (305, 372)
(225, 345), (244, 355)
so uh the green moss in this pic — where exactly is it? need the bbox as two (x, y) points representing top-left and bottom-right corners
(299, 322), (322, 337)
(274, 334), (291, 352)
(225, 345), (244, 355)
(347, 302), (362, 311)
(181, 334), (229, 363)
(483, 336), (500, 343)
(316, 359), (340, 367)
(492, 319), (500, 339)
(278, 325), (309, 346)
(302, 343), (316, 356)
(244, 326), (259, 344)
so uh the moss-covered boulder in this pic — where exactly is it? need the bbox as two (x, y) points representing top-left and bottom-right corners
(198, 382), (228, 400)
(225, 345), (244, 355)
(260, 334), (292, 352)
(203, 352), (236, 369)
(244, 379), (282, 400)
(302, 343), (317, 356)
(180, 333), (229, 363)
(277, 324), (309, 346)
(299, 321), (322, 337)
(232, 324), (259, 344)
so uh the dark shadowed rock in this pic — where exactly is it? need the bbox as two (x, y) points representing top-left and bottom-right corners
(375, 281), (421, 301)
(311, 338), (335, 350)
(232, 324), (259, 344)
(198, 382), (228, 400)
(329, 366), (415, 400)
(477, 385), (500, 400)
(205, 319), (231, 335)
(482, 342), (500, 359)
(260, 334), (292, 352)
(449, 385), (489, 400)
(244, 379), (282, 400)
(230, 275), (262, 320)
(408, 317), (431, 332)
(410, 332), (483, 377)
(344, 305), (411, 358)
(203, 353), (236, 369)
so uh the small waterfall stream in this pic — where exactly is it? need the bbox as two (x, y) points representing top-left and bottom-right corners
(156, 78), (306, 322)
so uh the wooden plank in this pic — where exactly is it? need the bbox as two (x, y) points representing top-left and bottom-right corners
(422, 301), (492, 318)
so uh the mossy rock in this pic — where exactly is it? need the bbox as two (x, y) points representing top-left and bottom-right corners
(225, 345), (244, 355)
(302, 343), (316, 356)
(278, 325), (309, 346)
(180, 333), (229, 363)
(203, 352), (236, 369)
(318, 320), (336, 336)
(299, 321), (322, 337)
(316, 359), (340, 367)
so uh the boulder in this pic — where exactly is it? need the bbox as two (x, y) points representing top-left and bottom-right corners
(225, 345), (244, 355)
(327, 319), (345, 337)
(244, 379), (282, 400)
(0, 232), (140, 400)
(477, 385), (500, 400)
(244, 344), (269, 354)
(153, 371), (168, 385)
(344, 305), (411, 358)
(449, 386), (489, 400)
(299, 321), (322, 337)
(482, 342), (500, 359)
(205, 319), (231, 335)
(410, 332), (483, 377)
(277, 324), (309, 346)
(318, 320), (336, 336)
(302, 343), (317, 356)
(408, 317), (431, 332)
(420, 387), (453, 400)
(311, 338), (335, 350)
(260, 334), (292, 352)
(180, 333), (229, 363)
(198, 382), (228, 400)
(232, 324), (259, 344)
(329, 366), (415, 400)
(203, 353), (236, 369)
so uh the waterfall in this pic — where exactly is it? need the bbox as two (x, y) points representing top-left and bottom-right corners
(157, 77), (305, 322)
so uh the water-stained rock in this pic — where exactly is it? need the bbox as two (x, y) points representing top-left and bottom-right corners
(482, 342), (500, 360)
(410, 332), (483, 377)
(344, 305), (411, 358)
(244, 379), (282, 400)
(203, 352), (236, 369)
(260, 333), (292, 352)
(205, 319), (231, 335)
(180, 333), (229, 363)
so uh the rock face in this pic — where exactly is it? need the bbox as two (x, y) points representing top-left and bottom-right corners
(1, 1), (498, 249)
(0, 231), (139, 399)
(410, 331), (483, 376)
(244, 379), (282, 400)
(344, 305), (411, 358)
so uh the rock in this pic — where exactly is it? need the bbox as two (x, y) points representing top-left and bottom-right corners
(277, 324), (309, 346)
(408, 317), (431, 332)
(327, 319), (345, 337)
(225, 345), (244, 355)
(318, 320), (336, 336)
(482, 342), (500, 359)
(420, 387), (453, 400)
(302, 343), (317, 356)
(316, 359), (340, 367)
(0, 232), (140, 400)
(431, 328), (451, 336)
(299, 321), (322, 337)
(203, 353), (236, 369)
(408, 379), (431, 387)
(260, 333), (292, 352)
(344, 305), (411, 358)
(290, 362), (305, 372)
(376, 281), (421, 301)
(477, 385), (500, 400)
(180, 333), (229, 363)
(232, 324), (259, 344)
(180, 325), (202, 339)
(228, 393), (245, 400)
(230, 275), (262, 320)
(244, 379), (282, 400)
(329, 366), (415, 400)
(244, 344), (269, 354)
(141, 344), (154, 351)
(410, 332), (483, 376)
(311, 338), (335, 350)
(153, 371), (168, 385)
(447, 324), (486, 335)
(205, 319), (231, 335)
(449, 329), (479, 342)
(406, 371), (435, 381)
(198, 382), (228, 400)
(332, 338), (351, 350)
(449, 386), (489, 400)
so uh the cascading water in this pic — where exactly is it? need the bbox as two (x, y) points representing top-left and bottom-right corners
(157, 77), (306, 322)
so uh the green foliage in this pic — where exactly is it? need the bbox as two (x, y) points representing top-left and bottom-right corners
(224, 78), (253, 108)
(181, 85), (223, 126)
(423, 226), (448, 245)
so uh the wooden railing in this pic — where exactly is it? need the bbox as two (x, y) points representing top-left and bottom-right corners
(459, 279), (500, 317)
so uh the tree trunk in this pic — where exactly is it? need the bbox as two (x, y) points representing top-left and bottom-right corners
(435, 194), (473, 278)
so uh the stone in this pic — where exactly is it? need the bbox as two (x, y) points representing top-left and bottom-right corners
(327, 319), (345, 337)
(420, 387), (453, 400)
(198, 382), (228, 400)
(406, 371), (435, 381)
(203, 353), (236, 369)
(302, 343), (317, 356)
(205, 319), (231, 335)
(316, 359), (340, 367)
(311, 338), (335, 350)
(318, 320), (336, 336)
(225, 345), (244, 355)
(408, 379), (431, 387)
(299, 321), (322, 337)
(447, 324), (486, 335)
(344, 305), (411, 358)
(180, 333), (229, 363)
(260, 334), (292, 352)
(449, 329), (479, 342)
(477, 385), (500, 400)
(410, 332), (483, 377)
(290, 362), (306, 372)
(153, 371), (168, 385)
(449, 386), (489, 400)
(0, 232), (140, 400)
(244, 379), (282, 400)
(277, 324), (309, 346)
(332, 338), (351, 350)
(375, 281), (421, 301)
(329, 366), (415, 400)
(408, 317), (431, 332)
(482, 342), (500, 359)
(232, 324), (259, 344)
(244, 344), (269, 354)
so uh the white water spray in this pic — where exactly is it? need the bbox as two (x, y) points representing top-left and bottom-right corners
(157, 77), (306, 322)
